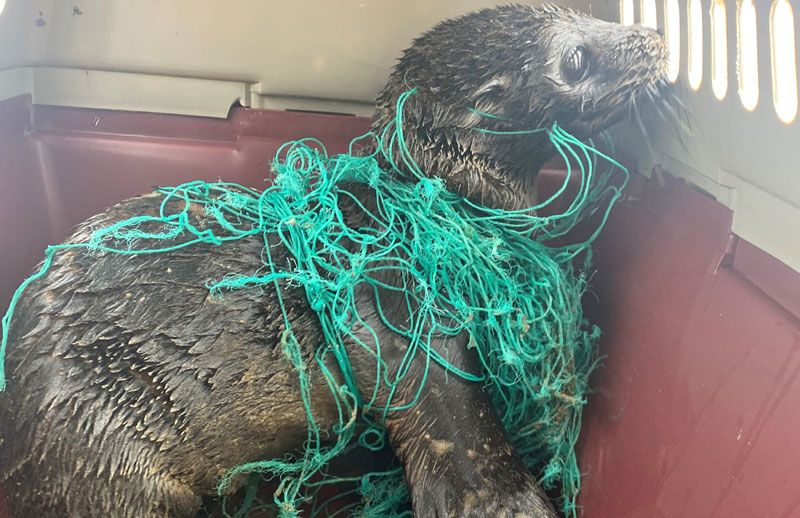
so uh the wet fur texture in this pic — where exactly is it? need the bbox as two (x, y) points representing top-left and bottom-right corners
(0, 5), (667, 518)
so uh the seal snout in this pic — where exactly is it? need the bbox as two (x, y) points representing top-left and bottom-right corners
(627, 25), (670, 81)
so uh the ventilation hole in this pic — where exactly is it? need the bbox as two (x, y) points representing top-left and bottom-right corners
(642, 0), (658, 28)
(621, 0), (635, 25)
(738, 0), (759, 111)
(771, 0), (798, 123)
(665, 0), (681, 82)
(688, 0), (704, 90)
(711, 0), (729, 100)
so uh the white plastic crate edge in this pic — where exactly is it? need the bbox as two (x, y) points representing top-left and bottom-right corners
(0, 67), (246, 118)
(0, 67), (375, 118)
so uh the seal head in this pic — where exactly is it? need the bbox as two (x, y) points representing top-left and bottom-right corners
(374, 4), (669, 210)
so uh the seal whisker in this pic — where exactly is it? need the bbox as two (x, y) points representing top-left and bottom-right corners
(631, 95), (656, 156)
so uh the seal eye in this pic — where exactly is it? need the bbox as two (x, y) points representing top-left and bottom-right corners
(562, 45), (590, 82)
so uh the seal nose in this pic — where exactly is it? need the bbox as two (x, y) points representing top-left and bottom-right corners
(621, 26), (669, 80)
(636, 27), (668, 55)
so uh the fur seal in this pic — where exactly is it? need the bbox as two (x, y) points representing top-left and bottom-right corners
(0, 5), (668, 518)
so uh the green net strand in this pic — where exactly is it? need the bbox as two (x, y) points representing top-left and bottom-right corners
(0, 89), (628, 518)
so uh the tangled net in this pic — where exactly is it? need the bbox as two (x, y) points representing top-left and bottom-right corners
(0, 90), (628, 518)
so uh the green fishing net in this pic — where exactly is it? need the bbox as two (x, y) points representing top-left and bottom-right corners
(0, 89), (628, 518)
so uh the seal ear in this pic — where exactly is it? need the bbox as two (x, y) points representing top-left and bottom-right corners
(470, 76), (510, 99)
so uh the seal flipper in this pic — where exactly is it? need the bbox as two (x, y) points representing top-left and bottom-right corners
(345, 280), (558, 518)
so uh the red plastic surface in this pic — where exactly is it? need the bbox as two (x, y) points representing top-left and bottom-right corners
(576, 173), (800, 518)
(0, 96), (371, 314)
(1, 95), (799, 517)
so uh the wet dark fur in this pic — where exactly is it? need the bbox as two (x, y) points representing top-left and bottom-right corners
(0, 5), (667, 518)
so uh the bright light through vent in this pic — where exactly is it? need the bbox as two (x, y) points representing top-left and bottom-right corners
(738, 0), (759, 111)
(621, 0), (635, 25)
(711, 0), (728, 100)
(642, 0), (657, 29)
(771, 0), (798, 123)
(665, 0), (681, 82)
(688, 0), (704, 90)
